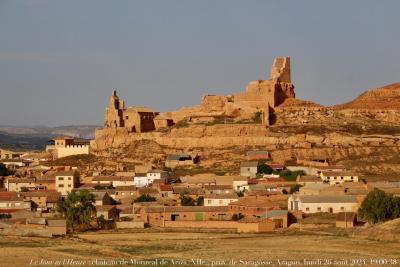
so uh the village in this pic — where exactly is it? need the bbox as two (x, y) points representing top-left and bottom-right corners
(1, 136), (399, 237)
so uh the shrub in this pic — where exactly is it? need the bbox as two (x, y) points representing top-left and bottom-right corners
(134, 194), (156, 203)
(257, 164), (273, 175)
(180, 194), (195, 206)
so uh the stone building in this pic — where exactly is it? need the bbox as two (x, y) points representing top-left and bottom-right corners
(104, 90), (158, 133)
(46, 136), (90, 159)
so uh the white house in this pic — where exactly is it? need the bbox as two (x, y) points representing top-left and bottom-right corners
(320, 171), (359, 185)
(146, 170), (169, 183)
(288, 194), (359, 214)
(232, 177), (249, 192)
(55, 170), (79, 196)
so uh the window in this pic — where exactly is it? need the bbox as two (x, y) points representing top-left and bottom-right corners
(58, 177), (64, 181)
(68, 184), (71, 187)
(68, 177), (72, 180)
(341, 177), (344, 180)
(306, 207), (310, 211)
(341, 207), (345, 211)
(317, 207), (321, 211)
(58, 184), (64, 188)
(351, 176), (354, 180)
(207, 200), (212, 204)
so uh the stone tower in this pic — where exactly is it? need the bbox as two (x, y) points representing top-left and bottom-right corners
(104, 90), (124, 128)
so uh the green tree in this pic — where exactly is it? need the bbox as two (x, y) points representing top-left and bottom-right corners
(180, 194), (195, 206)
(289, 184), (302, 194)
(231, 213), (245, 221)
(359, 188), (394, 224)
(257, 164), (273, 175)
(134, 194), (156, 203)
(56, 190), (96, 233)
(97, 214), (107, 229)
(0, 163), (11, 176)
(196, 196), (204, 206)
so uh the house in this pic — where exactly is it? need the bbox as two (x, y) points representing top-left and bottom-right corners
(4, 177), (36, 192)
(0, 159), (30, 169)
(114, 186), (137, 202)
(336, 212), (357, 228)
(204, 185), (234, 195)
(158, 184), (173, 198)
(204, 194), (238, 206)
(256, 209), (289, 228)
(288, 195), (359, 214)
(232, 177), (249, 192)
(20, 190), (60, 212)
(240, 161), (258, 178)
(246, 150), (271, 161)
(0, 149), (25, 160)
(236, 217), (277, 233)
(320, 171), (359, 185)
(147, 170), (169, 183)
(96, 205), (120, 220)
(0, 192), (31, 211)
(165, 154), (197, 168)
(138, 188), (159, 198)
(228, 197), (280, 217)
(92, 176), (134, 187)
(181, 174), (216, 186)
(154, 115), (174, 129)
(134, 173), (150, 187)
(55, 170), (79, 195)
(140, 206), (229, 226)
(91, 191), (115, 206)
(296, 175), (323, 186)
(34, 177), (56, 191)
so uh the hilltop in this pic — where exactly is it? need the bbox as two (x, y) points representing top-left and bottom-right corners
(336, 83), (400, 110)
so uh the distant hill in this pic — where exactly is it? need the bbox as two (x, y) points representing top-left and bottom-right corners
(336, 83), (400, 110)
(0, 125), (99, 151)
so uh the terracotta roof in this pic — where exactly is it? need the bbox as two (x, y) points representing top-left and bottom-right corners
(297, 176), (322, 182)
(138, 188), (159, 195)
(321, 171), (358, 177)
(172, 187), (205, 195)
(92, 176), (133, 182)
(55, 170), (78, 176)
(267, 163), (284, 169)
(6, 177), (35, 183)
(144, 206), (228, 213)
(0, 192), (23, 201)
(204, 185), (233, 190)
(21, 190), (60, 202)
(159, 184), (173, 191)
(115, 186), (137, 191)
(229, 197), (277, 208)
(296, 195), (357, 203)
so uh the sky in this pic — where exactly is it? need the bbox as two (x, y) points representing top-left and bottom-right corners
(0, 0), (399, 126)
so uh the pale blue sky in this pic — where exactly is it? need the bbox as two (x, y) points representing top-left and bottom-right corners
(0, 0), (399, 126)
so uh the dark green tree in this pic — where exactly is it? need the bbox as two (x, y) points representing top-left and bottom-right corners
(180, 194), (195, 206)
(56, 190), (96, 233)
(358, 188), (394, 224)
(257, 164), (273, 175)
(0, 163), (11, 176)
(289, 184), (302, 194)
(196, 196), (204, 206)
(134, 194), (156, 203)
(231, 213), (245, 221)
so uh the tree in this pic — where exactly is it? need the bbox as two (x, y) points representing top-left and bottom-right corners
(257, 164), (273, 175)
(56, 190), (96, 233)
(180, 194), (195, 206)
(0, 163), (11, 176)
(134, 194), (156, 203)
(231, 213), (245, 221)
(289, 184), (302, 194)
(20, 187), (29, 192)
(97, 214), (107, 229)
(196, 196), (204, 206)
(358, 188), (395, 224)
